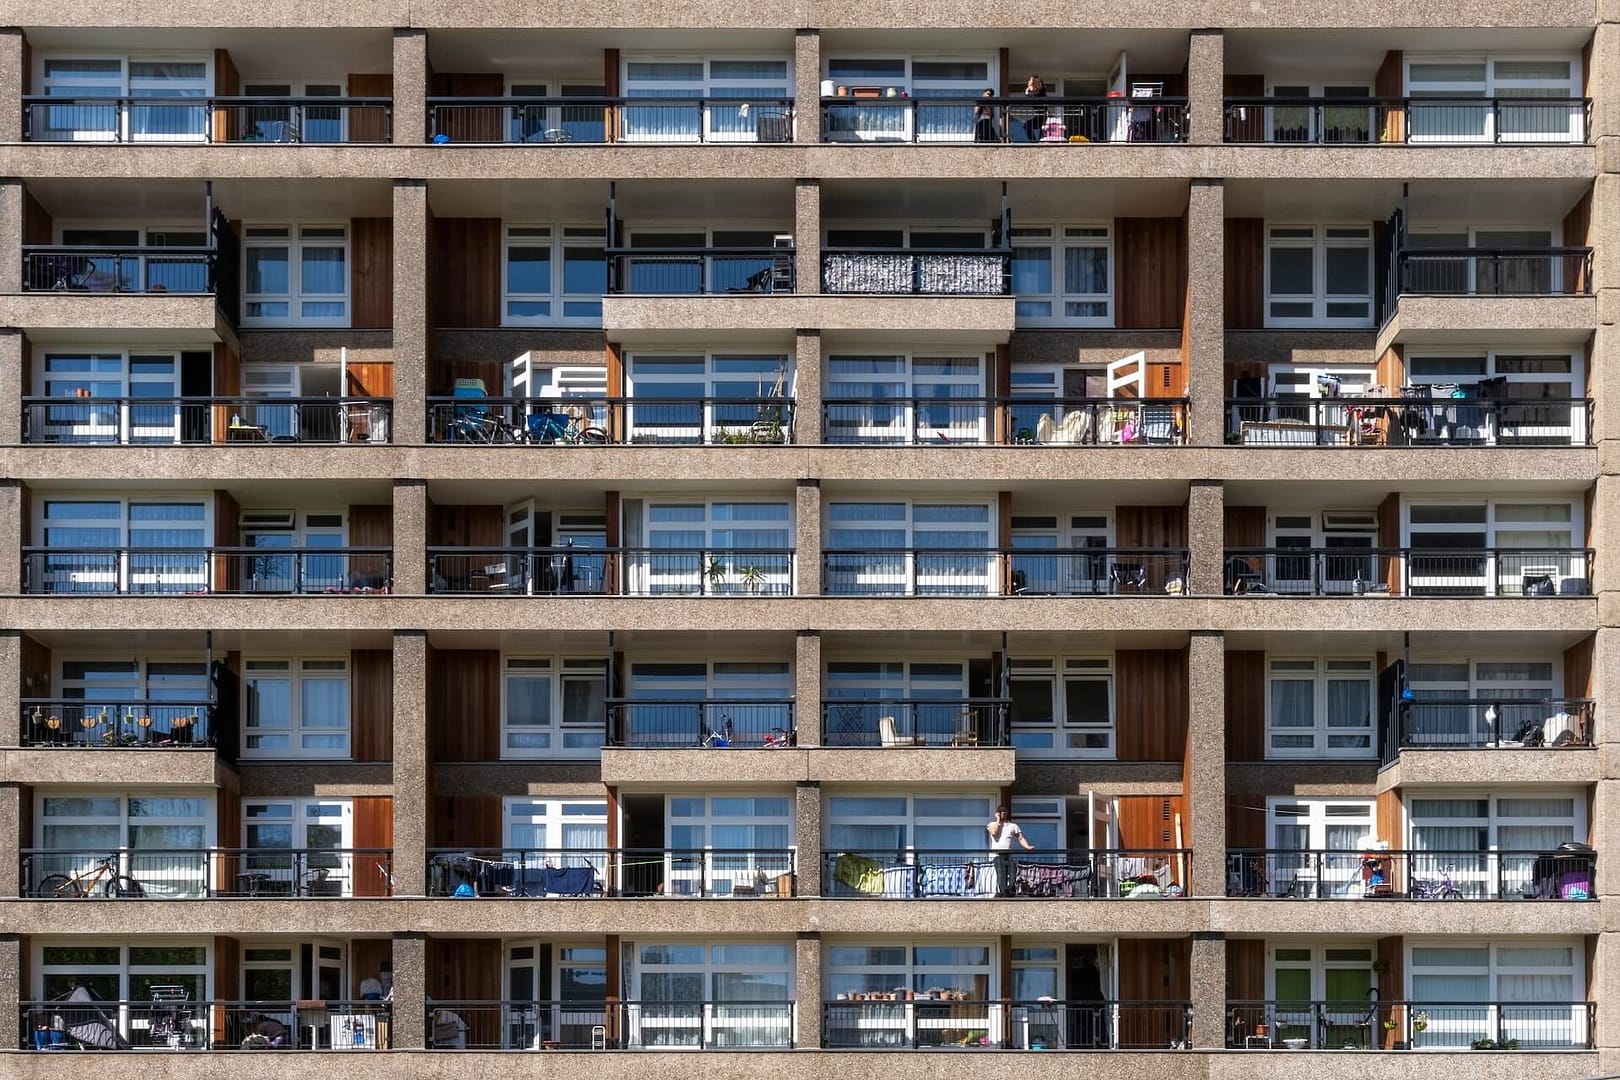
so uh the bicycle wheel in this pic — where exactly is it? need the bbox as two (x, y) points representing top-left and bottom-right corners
(577, 426), (609, 445)
(37, 873), (82, 898)
(1441, 886), (1463, 899)
(103, 875), (144, 899)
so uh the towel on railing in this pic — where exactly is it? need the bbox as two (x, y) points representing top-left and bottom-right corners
(538, 865), (597, 896)
(882, 864), (916, 898)
(1015, 862), (1090, 897)
(833, 853), (885, 895)
(917, 861), (998, 897)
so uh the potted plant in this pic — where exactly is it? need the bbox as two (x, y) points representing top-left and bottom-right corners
(705, 557), (730, 592)
(1412, 1011), (1429, 1034)
(738, 564), (769, 593)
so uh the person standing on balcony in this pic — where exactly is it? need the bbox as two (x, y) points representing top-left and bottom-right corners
(988, 804), (1034, 895)
(974, 89), (1000, 142)
(1021, 75), (1048, 142)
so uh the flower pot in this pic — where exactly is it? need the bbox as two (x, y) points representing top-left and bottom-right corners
(835, 86), (849, 96)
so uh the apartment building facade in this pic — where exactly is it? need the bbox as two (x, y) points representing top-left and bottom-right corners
(0, 3), (1616, 1079)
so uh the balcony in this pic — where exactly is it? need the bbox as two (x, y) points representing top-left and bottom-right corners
(20, 999), (390, 1051)
(1223, 96), (1590, 145)
(1392, 247), (1592, 299)
(820, 247), (1009, 295)
(821, 95), (1188, 145)
(823, 550), (1188, 597)
(426, 96), (795, 144)
(1225, 848), (1594, 900)
(22, 548), (394, 595)
(20, 848), (394, 899)
(427, 548), (793, 596)
(822, 999), (1191, 1050)
(20, 699), (214, 748)
(22, 397), (392, 446)
(1226, 1001), (1594, 1051)
(22, 246), (215, 294)
(1224, 396), (1592, 447)
(606, 698), (795, 749)
(21, 97), (393, 144)
(825, 397), (1189, 446)
(428, 847), (796, 898)
(1388, 696), (1594, 754)
(606, 246), (796, 295)
(422, 1001), (792, 1050)
(426, 398), (793, 446)
(819, 699), (1010, 747)
(822, 849), (1188, 899)
(1222, 548), (1593, 597)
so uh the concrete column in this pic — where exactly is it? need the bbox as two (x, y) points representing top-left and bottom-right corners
(0, 332), (21, 445)
(1189, 932), (1226, 1048)
(0, 29), (23, 143)
(389, 932), (427, 1047)
(1186, 29), (1225, 146)
(392, 180), (429, 444)
(0, 180), (22, 295)
(794, 180), (820, 294)
(796, 479), (822, 595)
(1592, 629), (1620, 899)
(0, 785), (19, 897)
(0, 481), (21, 595)
(0, 934), (20, 1045)
(1185, 180), (1225, 446)
(1187, 630), (1226, 898)
(795, 781), (822, 899)
(1593, 172), (1620, 443)
(391, 630), (429, 898)
(391, 29), (428, 145)
(793, 30), (821, 145)
(1185, 480), (1224, 596)
(1592, 23), (1620, 144)
(0, 631), (19, 746)
(795, 631), (821, 748)
(795, 932), (822, 1048)
(392, 478), (428, 595)
(794, 329), (822, 444)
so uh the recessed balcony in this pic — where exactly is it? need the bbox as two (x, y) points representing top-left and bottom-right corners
(821, 94), (1187, 145)
(1225, 1000), (1594, 1051)
(22, 548), (394, 596)
(20, 847), (394, 899)
(822, 998), (1191, 1050)
(22, 96), (393, 144)
(1224, 396), (1592, 448)
(427, 847), (797, 898)
(1224, 847), (1595, 901)
(427, 95), (795, 145)
(822, 848), (1188, 899)
(1223, 96), (1590, 145)
(1222, 548), (1593, 598)
(22, 396), (392, 446)
(823, 550), (1189, 598)
(19, 698), (215, 749)
(20, 998), (392, 1051)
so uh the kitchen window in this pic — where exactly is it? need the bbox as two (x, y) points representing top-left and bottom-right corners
(242, 226), (349, 327)
(1008, 657), (1114, 756)
(1405, 56), (1583, 142)
(1408, 941), (1584, 1048)
(823, 56), (994, 142)
(825, 353), (988, 444)
(33, 497), (209, 595)
(1266, 657), (1376, 758)
(34, 56), (210, 142)
(501, 656), (608, 758)
(1011, 226), (1113, 326)
(825, 501), (996, 595)
(1265, 226), (1374, 327)
(241, 658), (350, 759)
(502, 225), (608, 326)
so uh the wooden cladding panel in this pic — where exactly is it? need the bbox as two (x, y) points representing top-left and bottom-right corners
(1375, 344), (1403, 392)
(428, 939), (502, 1049)
(351, 939), (392, 994)
(429, 795), (502, 848)
(353, 795), (395, 896)
(1115, 650), (1188, 762)
(21, 633), (51, 697)
(1226, 938), (1265, 1002)
(213, 50), (240, 142)
(1377, 492), (1401, 594)
(1376, 788), (1401, 850)
(213, 490), (241, 592)
(1565, 637), (1595, 700)
(23, 190), (51, 245)
(346, 363), (395, 399)
(216, 795), (242, 895)
(429, 73), (507, 142)
(1115, 217), (1186, 330)
(1227, 795), (1266, 848)
(1117, 795), (1177, 849)
(350, 218), (394, 329)
(213, 936), (241, 1043)
(1224, 219), (1265, 329)
(1564, 190), (1593, 291)
(1224, 74), (1265, 142)
(1117, 938), (1190, 1002)
(431, 218), (502, 328)
(349, 505), (393, 548)
(1116, 505), (1187, 550)
(1224, 650), (1266, 762)
(429, 648), (500, 762)
(347, 74), (393, 143)
(429, 504), (504, 547)
(351, 648), (394, 762)
(1377, 935), (1405, 1047)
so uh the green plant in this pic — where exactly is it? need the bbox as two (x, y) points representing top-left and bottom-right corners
(1469, 1037), (1519, 1050)
(1411, 1011), (1429, 1033)
(1383, 1019), (1398, 1031)
(705, 558), (730, 589)
(738, 564), (769, 592)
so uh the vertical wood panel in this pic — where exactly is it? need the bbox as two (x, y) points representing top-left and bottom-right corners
(212, 342), (241, 446)
(1375, 52), (1405, 141)
(349, 505), (393, 547)
(217, 794), (241, 894)
(213, 490), (240, 592)
(1116, 650), (1188, 761)
(350, 939), (392, 997)
(430, 218), (502, 328)
(1377, 492), (1401, 594)
(1224, 650), (1266, 761)
(1564, 190), (1593, 291)
(213, 50), (240, 142)
(427, 939), (502, 1046)
(345, 362), (395, 398)
(1224, 74), (1265, 141)
(1227, 794), (1266, 847)
(429, 795), (502, 848)
(1115, 217), (1186, 330)
(21, 633), (51, 698)
(350, 218), (394, 329)
(346, 74), (394, 143)
(1225, 938), (1266, 1002)
(1117, 939), (1189, 1002)
(429, 649), (500, 762)
(214, 936), (241, 1043)
(353, 795), (395, 896)
(428, 73), (507, 141)
(23, 190), (52, 244)
(1223, 506), (1265, 548)
(1115, 506), (1187, 549)
(351, 648), (394, 762)
(1376, 935), (1404, 1046)
(1565, 636), (1594, 699)
(428, 505), (504, 547)
(1223, 219), (1264, 329)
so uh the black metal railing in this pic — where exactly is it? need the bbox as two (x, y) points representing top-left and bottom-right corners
(21, 396), (391, 445)
(426, 396), (794, 445)
(20, 848), (394, 899)
(1226, 1000), (1594, 1050)
(821, 248), (1010, 294)
(824, 397), (1189, 445)
(605, 247), (796, 294)
(606, 699), (796, 749)
(819, 699), (1010, 747)
(1392, 696), (1594, 752)
(19, 699), (214, 748)
(1223, 96), (1590, 145)
(824, 549), (1188, 597)
(21, 246), (215, 294)
(21, 96), (393, 143)
(823, 849), (1188, 899)
(1225, 847), (1595, 901)
(423, 1000), (792, 1049)
(823, 998), (1192, 1049)
(427, 546), (793, 596)
(1223, 547), (1593, 597)
(21, 999), (392, 1050)
(1395, 247), (1592, 297)
(428, 847), (796, 898)
(1225, 396), (1593, 447)
(22, 547), (393, 595)
(427, 96), (795, 144)
(821, 95), (1189, 145)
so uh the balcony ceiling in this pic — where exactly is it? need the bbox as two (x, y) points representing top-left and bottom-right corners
(428, 28), (792, 74)
(19, 627), (396, 652)
(21, 27), (393, 73)
(823, 178), (1190, 221)
(1224, 27), (1592, 78)
(1225, 628), (1593, 653)
(820, 29), (1191, 78)
(425, 628), (798, 652)
(1224, 179), (1591, 224)
(1224, 477), (1592, 506)
(28, 178), (394, 223)
(822, 628), (1192, 652)
(426, 179), (794, 223)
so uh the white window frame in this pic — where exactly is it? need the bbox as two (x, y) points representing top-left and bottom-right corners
(824, 351), (990, 445)
(824, 499), (997, 595)
(626, 497), (795, 595)
(35, 53), (212, 143)
(619, 55), (793, 144)
(666, 793), (796, 895)
(239, 80), (348, 143)
(824, 939), (1002, 1045)
(1402, 497), (1582, 596)
(624, 939), (795, 1047)
(241, 224), (350, 328)
(1403, 350), (1586, 445)
(33, 790), (214, 899)
(1264, 225), (1374, 328)
(31, 346), (191, 444)
(1406, 938), (1585, 1049)
(623, 352), (794, 444)
(1262, 82), (1375, 143)
(1267, 943), (1377, 1047)
(240, 657), (351, 760)
(1405, 789), (1583, 898)
(500, 655), (609, 759)
(33, 938), (212, 1042)
(241, 797), (355, 896)
(503, 942), (610, 1048)
(1264, 656), (1377, 759)
(1010, 225), (1114, 327)
(1008, 656), (1115, 757)
(33, 494), (211, 594)
(822, 54), (997, 143)
(502, 224), (608, 327)
(1404, 55), (1584, 143)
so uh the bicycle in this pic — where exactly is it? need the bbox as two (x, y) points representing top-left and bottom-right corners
(35, 854), (145, 898)
(1409, 865), (1464, 900)
(761, 726), (796, 748)
(518, 407), (608, 446)
(700, 716), (735, 748)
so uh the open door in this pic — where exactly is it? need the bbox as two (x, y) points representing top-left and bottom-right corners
(1107, 53), (1129, 142)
